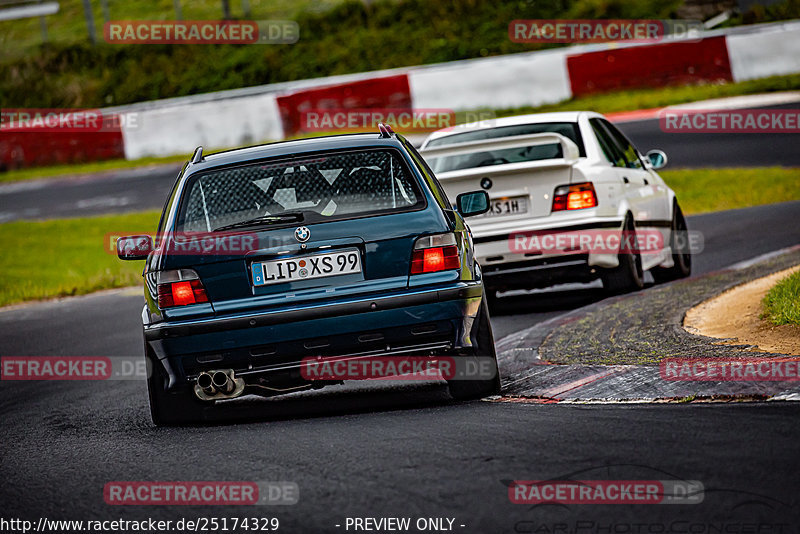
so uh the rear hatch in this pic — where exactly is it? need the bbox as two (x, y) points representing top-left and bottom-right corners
(159, 147), (447, 315)
(164, 210), (446, 316)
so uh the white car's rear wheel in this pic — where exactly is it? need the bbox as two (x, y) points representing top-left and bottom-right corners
(652, 203), (691, 283)
(601, 216), (644, 294)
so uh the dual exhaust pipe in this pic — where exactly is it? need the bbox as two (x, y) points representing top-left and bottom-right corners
(194, 369), (244, 401)
(197, 370), (236, 394)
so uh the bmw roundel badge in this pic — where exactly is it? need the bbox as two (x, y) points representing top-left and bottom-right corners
(294, 226), (311, 243)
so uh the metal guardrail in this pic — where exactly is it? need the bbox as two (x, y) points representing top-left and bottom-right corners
(0, 1), (59, 42)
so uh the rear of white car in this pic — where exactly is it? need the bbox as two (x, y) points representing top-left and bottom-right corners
(419, 111), (691, 296)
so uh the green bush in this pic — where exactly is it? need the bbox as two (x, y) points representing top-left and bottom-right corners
(1, 0), (686, 108)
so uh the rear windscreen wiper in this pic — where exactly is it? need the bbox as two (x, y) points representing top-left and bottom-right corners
(212, 212), (304, 232)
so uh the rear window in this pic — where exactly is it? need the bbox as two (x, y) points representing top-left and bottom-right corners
(176, 149), (424, 232)
(424, 122), (585, 173)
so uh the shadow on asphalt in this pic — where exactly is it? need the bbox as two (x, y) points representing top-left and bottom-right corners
(166, 287), (618, 427)
(161, 283), (671, 427)
(488, 288), (606, 317)
(174, 381), (457, 427)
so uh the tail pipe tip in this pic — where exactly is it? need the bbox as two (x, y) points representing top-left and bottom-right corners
(212, 370), (236, 394)
(197, 372), (215, 394)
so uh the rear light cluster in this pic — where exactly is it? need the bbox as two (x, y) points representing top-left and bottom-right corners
(552, 182), (598, 211)
(411, 233), (461, 274)
(157, 269), (208, 308)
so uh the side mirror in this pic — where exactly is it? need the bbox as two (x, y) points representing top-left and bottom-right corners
(117, 235), (153, 260)
(646, 149), (668, 169)
(456, 190), (490, 217)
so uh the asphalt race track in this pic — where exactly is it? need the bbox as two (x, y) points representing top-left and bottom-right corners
(2, 105), (800, 223)
(2, 201), (800, 530)
(621, 101), (800, 169)
(2, 108), (800, 529)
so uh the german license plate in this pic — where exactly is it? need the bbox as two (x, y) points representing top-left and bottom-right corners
(481, 196), (529, 218)
(252, 249), (362, 286)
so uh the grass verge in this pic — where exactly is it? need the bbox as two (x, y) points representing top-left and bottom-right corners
(762, 270), (800, 326)
(493, 73), (800, 118)
(0, 155), (186, 184)
(659, 167), (800, 215)
(0, 211), (158, 307)
(1, 166), (798, 307)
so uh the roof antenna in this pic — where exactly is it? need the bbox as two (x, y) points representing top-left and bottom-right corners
(191, 146), (204, 164)
(378, 123), (395, 138)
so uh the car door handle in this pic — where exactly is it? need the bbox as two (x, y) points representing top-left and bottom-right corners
(643, 178), (649, 185)
(622, 176), (629, 184)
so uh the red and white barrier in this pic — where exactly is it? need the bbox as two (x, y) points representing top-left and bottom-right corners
(0, 129), (124, 170)
(276, 74), (412, 139)
(409, 48), (571, 112)
(3, 21), (799, 168)
(566, 36), (733, 96)
(727, 23), (800, 81)
(119, 93), (283, 160)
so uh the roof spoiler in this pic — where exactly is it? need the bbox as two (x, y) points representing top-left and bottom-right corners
(419, 133), (580, 164)
(191, 146), (204, 164)
(378, 122), (395, 138)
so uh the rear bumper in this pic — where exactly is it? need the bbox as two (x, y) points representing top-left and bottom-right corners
(472, 220), (625, 289)
(144, 282), (484, 388)
(481, 254), (597, 290)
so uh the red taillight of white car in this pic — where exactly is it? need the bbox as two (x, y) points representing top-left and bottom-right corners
(552, 182), (598, 211)
(410, 233), (461, 274)
(156, 269), (209, 308)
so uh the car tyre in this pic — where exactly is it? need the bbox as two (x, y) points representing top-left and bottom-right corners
(601, 216), (644, 294)
(652, 203), (691, 283)
(485, 288), (501, 311)
(447, 296), (501, 401)
(146, 346), (206, 426)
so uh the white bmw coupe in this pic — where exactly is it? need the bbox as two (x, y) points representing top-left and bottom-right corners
(419, 111), (691, 297)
